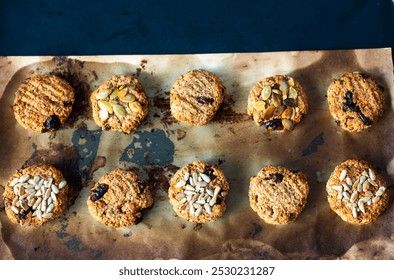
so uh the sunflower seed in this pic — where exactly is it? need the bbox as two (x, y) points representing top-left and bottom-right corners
(192, 193), (199, 202)
(59, 181), (67, 189)
(365, 191), (373, 197)
(18, 174), (30, 183)
(261, 85), (272, 100)
(12, 196), (18, 205)
(358, 200), (366, 214)
(337, 192), (343, 200)
(359, 175), (367, 184)
(33, 175), (40, 184)
(179, 198), (187, 204)
(375, 189), (384, 197)
(186, 194), (192, 202)
(352, 207), (357, 218)
(44, 188), (51, 199)
(254, 101), (266, 111)
(200, 173), (211, 183)
(96, 89), (111, 100)
(183, 172), (190, 182)
(214, 186), (221, 196)
(21, 202), (29, 211)
(42, 213), (53, 219)
(184, 190), (196, 196)
(194, 206), (203, 216)
(28, 178), (35, 185)
(35, 180), (43, 190)
(206, 189), (214, 196)
(346, 177), (352, 186)
(176, 193), (185, 200)
(51, 184), (59, 194)
(41, 199), (47, 212)
(350, 191), (358, 203)
(368, 178), (378, 187)
(35, 189), (42, 197)
(99, 109), (109, 121)
(15, 200), (21, 207)
(367, 200), (372, 206)
(10, 206), (19, 214)
(339, 170), (347, 181)
(36, 209), (43, 221)
(331, 185), (343, 192)
(372, 197), (380, 204)
(204, 203), (212, 215)
(9, 177), (19, 187)
(196, 199), (205, 205)
(362, 170), (368, 177)
(20, 193), (29, 199)
(24, 183), (34, 189)
(193, 203), (200, 208)
(28, 198), (36, 207)
(189, 204), (195, 215)
(282, 119), (294, 130)
(368, 168), (376, 181)
(13, 185), (19, 195)
(33, 197), (42, 210)
(192, 172), (198, 185)
(175, 180), (186, 188)
(343, 191), (350, 200)
(342, 184), (350, 192)
(362, 180), (370, 192)
(209, 196), (217, 207)
(51, 192), (57, 202)
(18, 187), (25, 196)
(185, 185), (195, 191)
(359, 196), (370, 203)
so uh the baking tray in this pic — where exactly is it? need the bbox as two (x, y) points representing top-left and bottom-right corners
(0, 49), (393, 259)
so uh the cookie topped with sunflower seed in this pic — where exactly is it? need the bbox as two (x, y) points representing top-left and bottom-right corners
(91, 74), (148, 134)
(247, 75), (308, 132)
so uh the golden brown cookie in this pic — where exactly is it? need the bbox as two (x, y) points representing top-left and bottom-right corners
(13, 75), (75, 133)
(170, 69), (225, 126)
(168, 161), (229, 223)
(327, 72), (384, 132)
(249, 165), (309, 224)
(90, 75), (148, 133)
(247, 75), (308, 131)
(326, 159), (389, 224)
(87, 168), (153, 228)
(2, 164), (69, 226)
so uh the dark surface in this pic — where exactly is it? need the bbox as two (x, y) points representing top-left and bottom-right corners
(0, 0), (393, 55)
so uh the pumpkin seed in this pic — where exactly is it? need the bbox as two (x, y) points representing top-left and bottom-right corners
(118, 88), (128, 99)
(282, 119), (294, 131)
(113, 104), (126, 117)
(281, 107), (292, 119)
(254, 100), (266, 111)
(279, 79), (289, 97)
(263, 106), (276, 120)
(96, 89), (111, 100)
(98, 100), (113, 114)
(110, 89), (119, 99)
(261, 85), (271, 100)
(288, 77), (295, 87)
(288, 87), (298, 99)
(129, 101), (142, 113)
(274, 105), (285, 116)
(120, 94), (136, 103)
(99, 110), (109, 121)
(272, 93), (282, 107)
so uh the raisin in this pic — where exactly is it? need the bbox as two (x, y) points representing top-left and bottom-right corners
(44, 115), (61, 130)
(269, 173), (284, 183)
(264, 119), (283, 131)
(103, 124), (111, 131)
(196, 96), (214, 104)
(17, 207), (33, 219)
(358, 112), (373, 126)
(283, 98), (297, 107)
(90, 183), (109, 201)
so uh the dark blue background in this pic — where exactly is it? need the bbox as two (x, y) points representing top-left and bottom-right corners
(0, 0), (393, 55)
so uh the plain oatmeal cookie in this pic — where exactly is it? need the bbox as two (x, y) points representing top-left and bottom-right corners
(326, 159), (389, 224)
(3, 164), (69, 226)
(168, 161), (229, 223)
(91, 74), (148, 133)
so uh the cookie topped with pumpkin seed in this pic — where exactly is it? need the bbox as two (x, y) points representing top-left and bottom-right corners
(91, 75), (148, 133)
(247, 75), (308, 131)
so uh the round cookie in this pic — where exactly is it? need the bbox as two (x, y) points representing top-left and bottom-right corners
(326, 159), (389, 225)
(90, 75), (148, 133)
(249, 165), (309, 224)
(327, 72), (384, 132)
(2, 164), (69, 226)
(247, 75), (308, 131)
(87, 168), (153, 228)
(13, 75), (75, 133)
(168, 161), (229, 223)
(170, 69), (225, 126)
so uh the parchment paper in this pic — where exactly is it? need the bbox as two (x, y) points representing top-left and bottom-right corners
(0, 49), (393, 260)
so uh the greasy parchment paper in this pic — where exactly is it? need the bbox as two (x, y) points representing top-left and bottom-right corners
(0, 49), (393, 260)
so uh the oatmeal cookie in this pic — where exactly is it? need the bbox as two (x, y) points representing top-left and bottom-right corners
(247, 75), (308, 131)
(87, 168), (154, 228)
(327, 72), (384, 132)
(249, 165), (309, 224)
(91, 75), (148, 133)
(3, 164), (69, 226)
(326, 159), (389, 224)
(168, 161), (229, 223)
(13, 75), (75, 133)
(170, 69), (225, 126)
